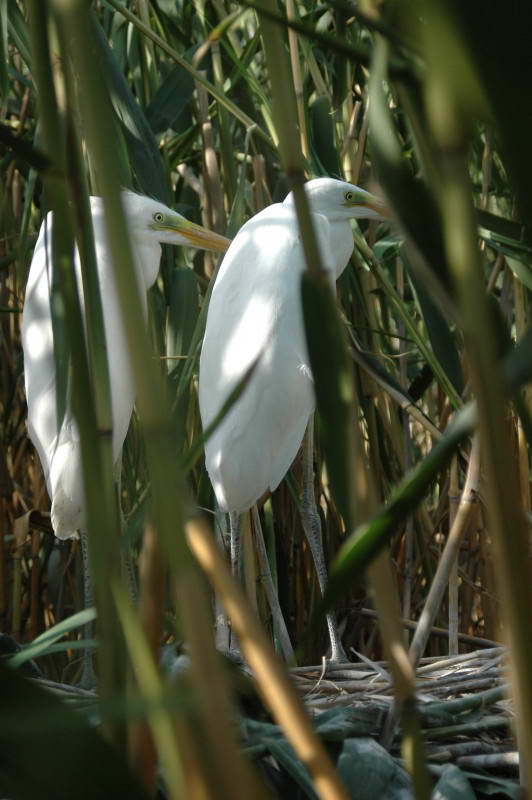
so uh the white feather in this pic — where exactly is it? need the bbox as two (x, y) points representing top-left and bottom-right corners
(22, 192), (216, 539)
(199, 177), (385, 512)
(200, 187), (354, 512)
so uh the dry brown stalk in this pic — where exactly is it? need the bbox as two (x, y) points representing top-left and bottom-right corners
(194, 79), (226, 278)
(356, 607), (500, 650)
(286, 0), (309, 161)
(448, 455), (460, 655)
(409, 435), (481, 668)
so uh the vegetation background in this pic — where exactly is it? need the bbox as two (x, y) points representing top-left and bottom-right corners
(1, 0), (532, 798)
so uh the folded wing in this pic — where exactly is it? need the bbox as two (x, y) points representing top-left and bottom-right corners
(199, 204), (334, 512)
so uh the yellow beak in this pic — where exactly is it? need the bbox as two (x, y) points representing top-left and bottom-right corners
(161, 218), (231, 252)
(352, 192), (390, 219)
(179, 221), (231, 252)
(363, 199), (391, 219)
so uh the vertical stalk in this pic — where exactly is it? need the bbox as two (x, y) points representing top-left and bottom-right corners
(194, 75), (226, 277)
(255, 0), (324, 276)
(409, 437), (480, 667)
(211, 39), (237, 206)
(426, 68), (532, 787)
(286, 0), (309, 162)
(29, 530), (40, 640)
(0, 498), (6, 629)
(397, 259), (414, 626)
(448, 455), (460, 654)
(11, 520), (25, 639)
(242, 511), (258, 614)
(514, 278), (531, 513)
(353, 385), (431, 799)
(28, 0), (126, 745)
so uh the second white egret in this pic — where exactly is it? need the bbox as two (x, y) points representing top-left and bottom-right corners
(22, 191), (229, 685)
(23, 191), (229, 540)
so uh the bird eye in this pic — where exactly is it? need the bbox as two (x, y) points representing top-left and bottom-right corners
(344, 191), (354, 202)
(153, 212), (164, 223)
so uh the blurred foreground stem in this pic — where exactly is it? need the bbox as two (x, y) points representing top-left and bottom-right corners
(256, 0), (324, 276)
(30, 0), (126, 742)
(427, 85), (532, 788)
(352, 386), (431, 799)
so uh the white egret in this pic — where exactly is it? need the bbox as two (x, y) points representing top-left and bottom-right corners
(199, 177), (386, 663)
(23, 191), (229, 538)
(22, 191), (229, 683)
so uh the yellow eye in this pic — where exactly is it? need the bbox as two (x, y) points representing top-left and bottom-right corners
(153, 212), (164, 223)
(344, 191), (355, 202)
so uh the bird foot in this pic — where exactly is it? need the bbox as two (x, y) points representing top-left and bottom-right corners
(327, 644), (350, 666)
(77, 658), (98, 691)
(218, 646), (246, 667)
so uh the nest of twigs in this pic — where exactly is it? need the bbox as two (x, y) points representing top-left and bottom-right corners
(292, 646), (518, 789)
(25, 644), (519, 798)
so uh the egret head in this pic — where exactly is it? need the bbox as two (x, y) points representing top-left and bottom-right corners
(121, 192), (230, 252)
(284, 178), (388, 222)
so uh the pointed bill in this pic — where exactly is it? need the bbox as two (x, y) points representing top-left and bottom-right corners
(155, 214), (231, 252)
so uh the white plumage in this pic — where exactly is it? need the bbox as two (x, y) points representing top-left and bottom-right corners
(23, 192), (229, 538)
(199, 177), (385, 512)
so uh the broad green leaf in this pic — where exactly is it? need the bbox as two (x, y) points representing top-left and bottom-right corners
(504, 255), (532, 293)
(432, 765), (475, 800)
(430, 764), (520, 800)
(91, 14), (169, 201)
(6, 608), (97, 668)
(166, 266), (199, 452)
(477, 208), (532, 252)
(337, 738), (411, 799)
(146, 63), (194, 134)
(403, 248), (464, 394)
(301, 269), (354, 530)
(0, 0), (8, 99)
(369, 37), (452, 298)
(309, 96), (341, 177)
(166, 267), (199, 374)
(262, 737), (318, 799)
(0, 664), (148, 800)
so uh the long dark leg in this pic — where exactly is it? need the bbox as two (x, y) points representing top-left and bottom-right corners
(229, 511), (241, 579)
(115, 456), (137, 601)
(251, 506), (294, 662)
(228, 511), (242, 653)
(300, 415), (347, 663)
(79, 530), (97, 689)
(214, 503), (231, 651)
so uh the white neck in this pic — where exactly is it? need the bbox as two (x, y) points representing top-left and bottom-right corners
(134, 241), (162, 290)
(328, 219), (355, 280)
